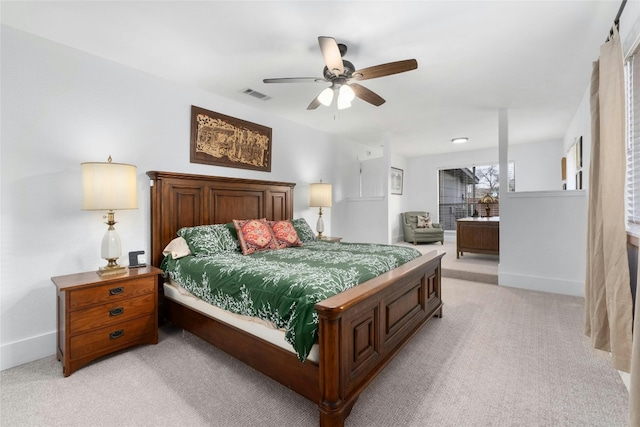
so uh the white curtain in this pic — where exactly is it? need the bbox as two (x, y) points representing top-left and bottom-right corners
(584, 27), (633, 373)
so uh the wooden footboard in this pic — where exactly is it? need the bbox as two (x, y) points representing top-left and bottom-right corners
(162, 249), (443, 427)
(164, 297), (321, 402)
(315, 250), (443, 426)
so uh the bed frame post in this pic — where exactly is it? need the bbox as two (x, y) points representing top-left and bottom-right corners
(317, 314), (353, 427)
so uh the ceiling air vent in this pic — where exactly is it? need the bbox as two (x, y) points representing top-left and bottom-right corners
(242, 88), (271, 101)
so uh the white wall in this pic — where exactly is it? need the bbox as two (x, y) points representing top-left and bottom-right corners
(389, 153), (409, 242)
(0, 26), (367, 370)
(405, 127), (587, 296)
(497, 2), (640, 296)
(563, 87), (592, 190)
(499, 190), (587, 295)
(497, 93), (589, 296)
(330, 137), (385, 243)
(406, 146), (500, 224)
(509, 140), (564, 192)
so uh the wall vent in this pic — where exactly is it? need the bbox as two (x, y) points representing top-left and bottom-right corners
(241, 88), (271, 101)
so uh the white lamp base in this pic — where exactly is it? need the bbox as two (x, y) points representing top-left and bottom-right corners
(97, 211), (126, 276)
(98, 264), (127, 276)
(316, 207), (325, 238)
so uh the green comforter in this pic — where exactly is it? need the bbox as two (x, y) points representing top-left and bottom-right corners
(162, 241), (421, 361)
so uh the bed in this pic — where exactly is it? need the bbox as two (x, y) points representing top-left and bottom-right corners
(148, 170), (444, 427)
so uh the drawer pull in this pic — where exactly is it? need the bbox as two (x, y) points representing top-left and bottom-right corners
(109, 287), (124, 296)
(109, 329), (124, 339)
(109, 307), (124, 317)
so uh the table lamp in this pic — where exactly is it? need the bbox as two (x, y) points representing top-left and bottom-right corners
(81, 156), (138, 275)
(309, 181), (332, 238)
(479, 194), (497, 218)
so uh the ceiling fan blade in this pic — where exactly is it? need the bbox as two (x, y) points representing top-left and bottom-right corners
(263, 77), (325, 84)
(349, 83), (386, 106)
(307, 95), (322, 110)
(318, 36), (344, 77)
(352, 59), (418, 81)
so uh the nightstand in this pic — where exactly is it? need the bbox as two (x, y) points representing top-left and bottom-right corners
(318, 236), (343, 243)
(51, 266), (162, 377)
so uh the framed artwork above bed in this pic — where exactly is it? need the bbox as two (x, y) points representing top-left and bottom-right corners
(190, 105), (272, 172)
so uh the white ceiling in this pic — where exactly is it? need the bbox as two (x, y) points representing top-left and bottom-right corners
(0, 1), (622, 157)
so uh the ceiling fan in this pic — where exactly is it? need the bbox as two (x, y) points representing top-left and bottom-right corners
(263, 36), (418, 110)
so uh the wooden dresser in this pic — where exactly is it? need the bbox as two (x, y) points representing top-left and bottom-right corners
(456, 217), (500, 259)
(51, 266), (162, 376)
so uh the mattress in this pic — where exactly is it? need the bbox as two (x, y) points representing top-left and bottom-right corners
(163, 280), (320, 363)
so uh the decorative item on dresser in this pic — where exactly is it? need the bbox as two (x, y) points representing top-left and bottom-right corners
(81, 156), (138, 276)
(51, 266), (162, 377)
(478, 194), (498, 218)
(309, 180), (332, 238)
(147, 170), (444, 427)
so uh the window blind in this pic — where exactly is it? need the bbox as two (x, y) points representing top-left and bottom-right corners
(626, 52), (640, 232)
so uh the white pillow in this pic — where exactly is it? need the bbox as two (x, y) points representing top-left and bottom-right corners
(417, 215), (432, 228)
(162, 236), (192, 259)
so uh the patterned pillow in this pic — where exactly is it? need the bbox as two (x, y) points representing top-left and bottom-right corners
(269, 220), (303, 247)
(177, 224), (239, 256)
(417, 215), (432, 228)
(290, 218), (317, 243)
(233, 219), (284, 255)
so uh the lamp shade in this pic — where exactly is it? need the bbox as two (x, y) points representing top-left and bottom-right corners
(81, 160), (138, 210)
(309, 182), (332, 208)
(479, 194), (497, 205)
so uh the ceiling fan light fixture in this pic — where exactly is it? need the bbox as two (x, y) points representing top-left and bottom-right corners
(264, 36), (417, 111)
(452, 137), (469, 144)
(318, 87), (334, 106)
(339, 85), (355, 103)
(337, 85), (355, 109)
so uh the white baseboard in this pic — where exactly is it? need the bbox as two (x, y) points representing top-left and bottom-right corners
(1, 331), (56, 371)
(619, 370), (631, 391)
(498, 271), (584, 297)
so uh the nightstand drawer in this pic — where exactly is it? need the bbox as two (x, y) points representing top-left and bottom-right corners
(70, 315), (156, 359)
(69, 276), (155, 309)
(69, 293), (156, 334)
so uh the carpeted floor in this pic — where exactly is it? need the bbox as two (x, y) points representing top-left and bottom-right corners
(397, 232), (499, 284)
(0, 270), (628, 426)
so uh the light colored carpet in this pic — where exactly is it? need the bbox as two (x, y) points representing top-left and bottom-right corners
(0, 277), (628, 426)
(397, 233), (499, 284)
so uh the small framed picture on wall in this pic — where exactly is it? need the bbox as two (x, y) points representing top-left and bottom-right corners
(391, 167), (404, 195)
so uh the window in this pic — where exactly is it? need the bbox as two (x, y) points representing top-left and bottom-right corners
(564, 137), (582, 190)
(438, 163), (515, 230)
(625, 47), (640, 234)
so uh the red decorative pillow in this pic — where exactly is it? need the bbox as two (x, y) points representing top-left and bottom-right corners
(233, 219), (283, 255)
(269, 220), (303, 247)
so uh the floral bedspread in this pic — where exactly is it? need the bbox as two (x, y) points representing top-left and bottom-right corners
(162, 241), (422, 361)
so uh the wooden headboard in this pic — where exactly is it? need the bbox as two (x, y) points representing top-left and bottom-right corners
(146, 171), (295, 267)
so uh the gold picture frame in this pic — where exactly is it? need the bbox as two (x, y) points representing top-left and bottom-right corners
(190, 105), (272, 172)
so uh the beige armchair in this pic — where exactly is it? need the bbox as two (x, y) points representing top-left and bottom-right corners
(402, 211), (444, 245)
